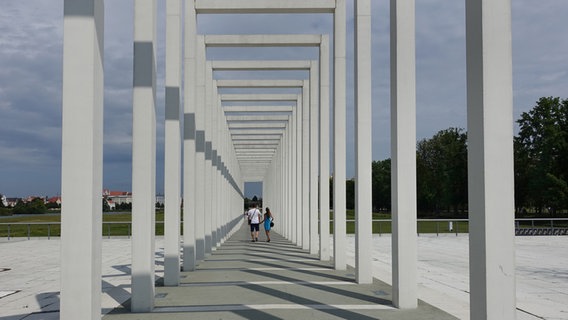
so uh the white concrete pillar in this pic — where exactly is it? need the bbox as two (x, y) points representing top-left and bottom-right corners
(60, 1), (104, 319)
(295, 96), (303, 247)
(466, 0), (516, 319)
(195, 35), (206, 261)
(333, 0), (347, 271)
(354, 0), (373, 284)
(131, 0), (157, 311)
(309, 60), (320, 255)
(290, 107), (297, 244)
(204, 62), (213, 254)
(182, 0), (197, 272)
(391, 0), (418, 308)
(164, 0), (182, 287)
(319, 35), (330, 261)
(301, 81), (311, 251)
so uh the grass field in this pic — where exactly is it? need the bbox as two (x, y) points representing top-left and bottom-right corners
(2, 210), (565, 238)
(0, 212), (165, 238)
(0, 210), (470, 238)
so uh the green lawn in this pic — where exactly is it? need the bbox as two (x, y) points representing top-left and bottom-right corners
(7, 210), (565, 238)
(0, 212), (165, 238)
(330, 210), (469, 234)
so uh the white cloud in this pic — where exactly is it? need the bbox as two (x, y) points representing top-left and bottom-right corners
(1, 0), (568, 196)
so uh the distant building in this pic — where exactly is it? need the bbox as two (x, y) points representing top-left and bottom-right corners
(47, 196), (62, 206)
(5, 198), (20, 207)
(24, 196), (46, 203)
(103, 189), (132, 205)
(104, 198), (116, 210)
(155, 195), (164, 207)
(1, 194), (7, 207)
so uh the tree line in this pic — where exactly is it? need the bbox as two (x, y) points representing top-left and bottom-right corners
(331, 97), (568, 218)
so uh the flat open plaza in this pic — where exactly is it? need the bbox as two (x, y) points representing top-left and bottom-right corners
(1, 223), (566, 319)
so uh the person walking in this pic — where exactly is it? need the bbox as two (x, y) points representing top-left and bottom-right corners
(247, 204), (262, 242)
(262, 207), (274, 242)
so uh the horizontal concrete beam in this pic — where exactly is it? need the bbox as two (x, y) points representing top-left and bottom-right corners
(221, 94), (299, 102)
(237, 158), (274, 161)
(205, 34), (323, 47)
(216, 79), (304, 89)
(228, 123), (287, 129)
(230, 129), (285, 135)
(195, 0), (336, 14)
(240, 161), (271, 165)
(235, 148), (276, 152)
(232, 135), (281, 140)
(234, 145), (278, 150)
(211, 60), (312, 71)
(224, 106), (294, 113)
(233, 140), (280, 145)
(237, 152), (274, 160)
(226, 115), (290, 122)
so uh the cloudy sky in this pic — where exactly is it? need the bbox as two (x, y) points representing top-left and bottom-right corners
(0, 0), (567, 198)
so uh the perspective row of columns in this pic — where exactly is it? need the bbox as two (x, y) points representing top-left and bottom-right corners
(60, 1), (516, 319)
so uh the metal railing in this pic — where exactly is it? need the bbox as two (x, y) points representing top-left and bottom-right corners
(1, 218), (567, 240)
(0, 221), (164, 240)
(340, 219), (470, 236)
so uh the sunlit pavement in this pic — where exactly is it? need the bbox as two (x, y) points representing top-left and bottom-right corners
(1, 229), (566, 319)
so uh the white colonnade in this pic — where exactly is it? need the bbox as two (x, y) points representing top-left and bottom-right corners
(60, 1), (516, 319)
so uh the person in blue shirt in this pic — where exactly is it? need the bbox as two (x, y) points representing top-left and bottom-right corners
(262, 207), (274, 242)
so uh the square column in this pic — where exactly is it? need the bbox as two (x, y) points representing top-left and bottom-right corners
(290, 104), (297, 244)
(309, 61), (320, 255)
(164, 0), (182, 287)
(204, 62), (213, 254)
(391, 0), (418, 308)
(301, 81), (311, 251)
(319, 35), (330, 261)
(182, 0), (197, 271)
(194, 36), (207, 261)
(131, 0), (157, 312)
(60, 1), (104, 319)
(333, 0), (347, 271)
(466, 0), (516, 318)
(295, 96), (303, 247)
(354, 0), (373, 284)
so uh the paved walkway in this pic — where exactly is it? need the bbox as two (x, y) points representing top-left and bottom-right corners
(1, 222), (567, 319)
(103, 223), (455, 320)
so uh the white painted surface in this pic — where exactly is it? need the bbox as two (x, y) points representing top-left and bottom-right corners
(1, 236), (564, 319)
(390, 0), (418, 309)
(338, 235), (567, 320)
(466, 0), (516, 319)
(333, 0), (347, 271)
(182, 0), (197, 272)
(354, 0), (373, 284)
(60, 1), (104, 319)
(319, 35), (330, 262)
(131, 0), (157, 312)
(163, 0), (182, 287)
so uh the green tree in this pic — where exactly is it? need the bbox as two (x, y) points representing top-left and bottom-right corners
(416, 128), (468, 216)
(346, 179), (355, 210)
(13, 198), (46, 214)
(103, 199), (110, 212)
(372, 159), (391, 211)
(515, 97), (568, 215)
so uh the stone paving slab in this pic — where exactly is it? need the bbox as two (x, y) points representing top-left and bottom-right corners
(1, 223), (566, 319)
(103, 224), (456, 320)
